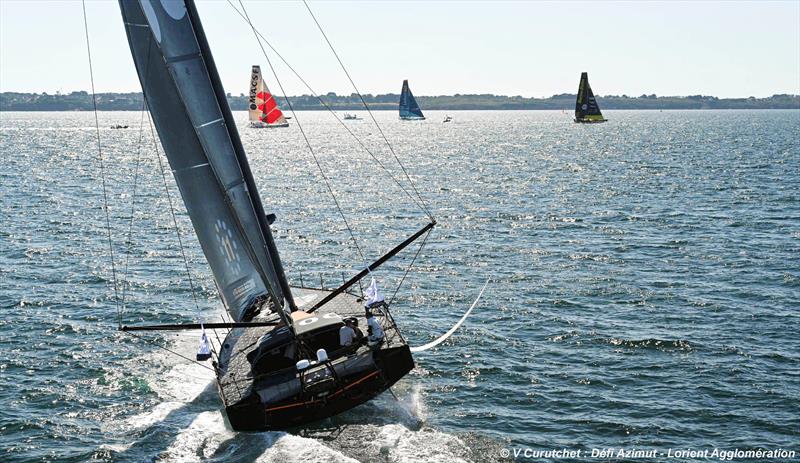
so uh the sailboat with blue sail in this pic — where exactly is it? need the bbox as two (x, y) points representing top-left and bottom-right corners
(399, 79), (425, 120)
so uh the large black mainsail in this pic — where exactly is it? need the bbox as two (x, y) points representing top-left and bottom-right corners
(399, 79), (425, 120)
(574, 72), (607, 123)
(118, 0), (295, 323)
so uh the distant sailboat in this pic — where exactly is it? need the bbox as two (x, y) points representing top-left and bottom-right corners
(342, 113), (361, 120)
(443, 115), (452, 123)
(399, 79), (425, 120)
(574, 72), (607, 123)
(249, 65), (289, 128)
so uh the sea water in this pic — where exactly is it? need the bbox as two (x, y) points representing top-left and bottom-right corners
(1, 110), (798, 462)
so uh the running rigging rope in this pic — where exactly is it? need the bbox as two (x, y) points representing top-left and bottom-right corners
(146, 109), (201, 312)
(83, 3), (210, 370)
(388, 227), (433, 307)
(82, 0), (121, 326)
(302, 0), (434, 221)
(238, 0), (367, 266)
(120, 45), (152, 313)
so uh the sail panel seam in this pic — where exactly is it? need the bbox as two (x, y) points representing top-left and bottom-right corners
(165, 52), (202, 64)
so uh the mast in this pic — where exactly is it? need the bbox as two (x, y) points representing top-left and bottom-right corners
(118, 0), (297, 325)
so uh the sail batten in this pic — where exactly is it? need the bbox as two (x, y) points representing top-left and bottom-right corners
(119, 0), (295, 323)
(399, 79), (425, 120)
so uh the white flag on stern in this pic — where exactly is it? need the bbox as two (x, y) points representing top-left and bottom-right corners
(196, 324), (212, 361)
(364, 277), (384, 308)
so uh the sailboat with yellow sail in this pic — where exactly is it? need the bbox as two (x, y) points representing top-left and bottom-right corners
(574, 72), (607, 123)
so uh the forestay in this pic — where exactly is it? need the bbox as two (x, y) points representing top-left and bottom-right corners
(118, 0), (294, 324)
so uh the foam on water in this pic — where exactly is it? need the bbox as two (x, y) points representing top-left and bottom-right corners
(255, 434), (360, 463)
(160, 412), (234, 462)
(377, 424), (471, 463)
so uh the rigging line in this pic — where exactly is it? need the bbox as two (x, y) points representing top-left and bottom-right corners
(237, 0), (366, 265)
(145, 108), (201, 311)
(224, 0), (428, 216)
(388, 227), (432, 307)
(120, 330), (216, 372)
(120, 38), (154, 314)
(82, 0), (121, 324)
(302, 0), (434, 221)
(119, 97), (146, 312)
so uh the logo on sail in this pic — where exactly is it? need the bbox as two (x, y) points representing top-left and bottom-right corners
(249, 66), (260, 111)
(214, 219), (241, 274)
(232, 278), (256, 302)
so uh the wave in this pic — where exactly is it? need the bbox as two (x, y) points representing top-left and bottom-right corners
(605, 337), (693, 351)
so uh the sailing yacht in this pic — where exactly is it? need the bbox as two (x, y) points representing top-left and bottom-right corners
(249, 65), (289, 128)
(117, 0), (437, 431)
(574, 72), (607, 123)
(399, 79), (425, 120)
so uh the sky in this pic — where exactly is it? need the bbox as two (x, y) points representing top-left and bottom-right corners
(1, 1), (799, 98)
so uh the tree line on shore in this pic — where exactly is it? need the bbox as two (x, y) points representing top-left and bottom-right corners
(1, 90), (798, 111)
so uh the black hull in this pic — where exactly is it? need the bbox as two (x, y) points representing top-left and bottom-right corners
(223, 345), (414, 431)
(574, 118), (607, 123)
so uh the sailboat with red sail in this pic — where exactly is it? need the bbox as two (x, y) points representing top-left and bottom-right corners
(249, 65), (289, 128)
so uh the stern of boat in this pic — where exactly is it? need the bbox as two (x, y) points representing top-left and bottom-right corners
(216, 287), (415, 431)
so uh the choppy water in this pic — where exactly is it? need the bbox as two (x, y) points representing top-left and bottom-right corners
(1, 109), (799, 462)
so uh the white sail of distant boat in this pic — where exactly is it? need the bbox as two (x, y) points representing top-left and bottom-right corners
(249, 65), (289, 128)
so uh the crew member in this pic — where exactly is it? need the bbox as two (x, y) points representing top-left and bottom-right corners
(366, 310), (384, 344)
(349, 317), (365, 345)
(339, 319), (356, 347)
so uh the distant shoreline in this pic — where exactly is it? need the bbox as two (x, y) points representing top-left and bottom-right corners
(1, 91), (798, 111)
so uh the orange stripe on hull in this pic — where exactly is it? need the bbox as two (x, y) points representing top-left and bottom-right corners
(265, 370), (381, 413)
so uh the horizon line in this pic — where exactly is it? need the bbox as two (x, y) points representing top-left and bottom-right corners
(2, 90), (799, 100)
